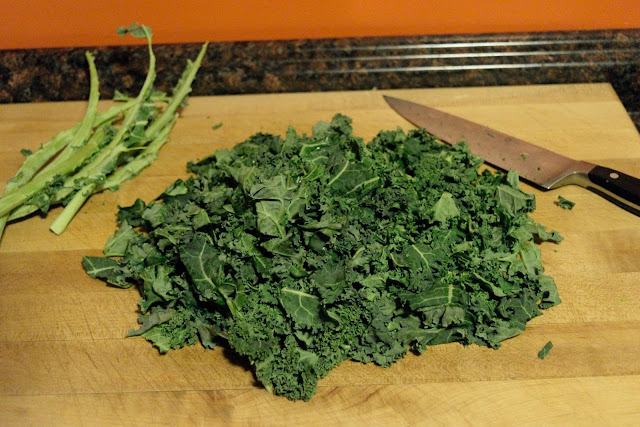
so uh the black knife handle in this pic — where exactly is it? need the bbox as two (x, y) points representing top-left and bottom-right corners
(587, 165), (640, 216)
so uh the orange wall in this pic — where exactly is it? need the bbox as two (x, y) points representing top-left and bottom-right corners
(1, 0), (639, 50)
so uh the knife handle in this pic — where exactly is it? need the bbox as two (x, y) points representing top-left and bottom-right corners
(587, 165), (640, 216)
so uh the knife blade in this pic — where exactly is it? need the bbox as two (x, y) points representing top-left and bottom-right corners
(383, 95), (640, 216)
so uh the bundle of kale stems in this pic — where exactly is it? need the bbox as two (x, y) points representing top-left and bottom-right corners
(0, 24), (207, 240)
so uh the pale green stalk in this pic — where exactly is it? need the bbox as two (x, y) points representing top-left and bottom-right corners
(0, 129), (105, 217)
(94, 42), (208, 194)
(50, 26), (156, 235)
(0, 96), (139, 239)
(0, 129), (74, 237)
(50, 37), (208, 235)
(39, 52), (101, 174)
(6, 122), (114, 222)
(1, 99), (134, 198)
(98, 114), (177, 191)
(3, 129), (75, 190)
(144, 42), (209, 140)
(11, 111), (172, 228)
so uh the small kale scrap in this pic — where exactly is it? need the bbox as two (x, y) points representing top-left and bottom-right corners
(556, 195), (576, 210)
(538, 341), (553, 359)
(84, 114), (562, 401)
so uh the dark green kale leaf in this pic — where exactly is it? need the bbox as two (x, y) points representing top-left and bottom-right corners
(430, 192), (460, 223)
(82, 256), (132, 288)
(279, 287), (322, 329)
(557, 195), (576, 210)
(103, 221), (138, 256)
(538, 340), (553, 359)
(85, 114), (562, 401)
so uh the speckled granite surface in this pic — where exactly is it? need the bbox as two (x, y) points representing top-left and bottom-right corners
(1, 29), (639, 127)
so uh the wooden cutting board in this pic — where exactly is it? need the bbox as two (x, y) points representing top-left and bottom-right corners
(1, 83), (639, 425)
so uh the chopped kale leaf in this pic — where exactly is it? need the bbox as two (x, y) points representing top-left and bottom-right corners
(538, 341), (553, 359)
(557, 195), (576, 210)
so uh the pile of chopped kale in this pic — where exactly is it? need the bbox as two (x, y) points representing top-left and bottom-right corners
(83, 114), (562, 401)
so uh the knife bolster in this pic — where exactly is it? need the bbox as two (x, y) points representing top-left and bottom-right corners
(543, 160), (595, 189)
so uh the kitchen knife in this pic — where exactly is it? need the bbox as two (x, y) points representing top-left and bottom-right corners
(383, 95), (640, 216)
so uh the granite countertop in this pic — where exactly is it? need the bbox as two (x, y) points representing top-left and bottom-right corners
(1, 29), (639, 128)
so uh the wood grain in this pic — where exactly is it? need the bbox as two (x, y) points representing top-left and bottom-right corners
(1, 83), (639, 425)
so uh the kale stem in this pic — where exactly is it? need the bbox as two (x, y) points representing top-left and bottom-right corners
(99, 114), (177, 191)
(49, 182), (95, 235)
(0, 217), (7, 240)
(2, 99), (138, 195)
(144, 42), (208, 140)
(3, 123), (113, 223)
(80, 30), (157, 179)
(39, 51), (101, 174)
(51, 114), (176, 234)
(19, 52), (101, 236)
(3, 129), (76, 192)
(0, 96), (137, 241)
(0, 128), (72, 240)
(1, 95), (134, 199)
(48, 26), (156, 235)
(0, 131), (104, 217)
